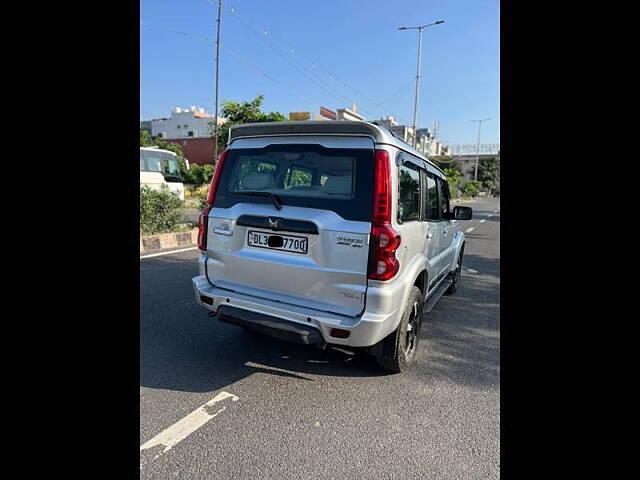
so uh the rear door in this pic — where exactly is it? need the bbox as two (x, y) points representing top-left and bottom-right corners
(205, 137), (375, 317)
(436, 175), (455, 271)
(422, 170), (445, 289)
(396, 155), (424, 281)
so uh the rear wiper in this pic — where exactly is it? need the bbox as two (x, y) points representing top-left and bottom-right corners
(239, 191), (283, 210)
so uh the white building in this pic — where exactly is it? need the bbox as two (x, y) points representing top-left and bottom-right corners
(374, 116), (451, 157)
(144, 106), (225, 139)
(336, 103), (366, 122)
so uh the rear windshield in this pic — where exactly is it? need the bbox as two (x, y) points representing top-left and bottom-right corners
(213, 145), (374, 222)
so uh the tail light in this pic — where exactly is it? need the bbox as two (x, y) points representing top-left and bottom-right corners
(200, 150), (227, 252)
(207, 150), (228, 206)
(197, 206), (211, 251)
(368, 149), (401, 281)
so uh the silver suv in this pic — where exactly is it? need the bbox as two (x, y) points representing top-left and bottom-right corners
(192, 121), (472, 372)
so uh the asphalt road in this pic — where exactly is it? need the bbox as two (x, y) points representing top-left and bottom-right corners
(140, 197), (500, 479)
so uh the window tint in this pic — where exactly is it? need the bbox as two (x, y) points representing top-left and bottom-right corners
(140, 150), (181, 180)
(164, 158), (181, 181)
(214, 145), (373, 222)
(425, 172), (439, 220)
(145, 152), (163, 172)
(437, 177), (450, 217)
(398, 163), (421, 222)
(228, 148), (355, 199)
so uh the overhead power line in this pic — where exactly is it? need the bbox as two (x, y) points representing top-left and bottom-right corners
(223, 4), (412, 122)
(223, 6), (376, 118)
(143, 7), (414, 124)
(140, 21), (326, 112)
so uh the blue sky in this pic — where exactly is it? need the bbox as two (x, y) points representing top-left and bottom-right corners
(140, 0), (499, 146)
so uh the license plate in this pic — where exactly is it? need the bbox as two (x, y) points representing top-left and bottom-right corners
(247, 230), (308, 254)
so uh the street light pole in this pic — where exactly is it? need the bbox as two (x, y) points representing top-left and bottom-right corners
(212, 0), (222, 164)
(411, 27), (423, 149)
(399, 20), (444, 149)
(471, 118), (490, 181)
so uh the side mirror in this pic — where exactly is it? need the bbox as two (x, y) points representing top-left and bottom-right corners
(453, 206), (472, 220)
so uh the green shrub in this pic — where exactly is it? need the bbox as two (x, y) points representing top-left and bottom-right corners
(201, 164), (215, 184)
(193, 185), (209, 210)
(183, 163), (215, 185)
(183, 164), (201, 184)
(462, 180), (483, 198)
(444, 168), (461, 199)
(140, 185), (185, 235)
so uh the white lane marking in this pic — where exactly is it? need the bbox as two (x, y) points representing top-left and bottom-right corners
(487, 214), (493, 217)
(479, 219), (486, 223)
(140, 391), (239, 468)
(465, 227), (475, 233)
(140, 247), (198, 259)
(466, 268), (478, 274)
(494, 209), (499, 213)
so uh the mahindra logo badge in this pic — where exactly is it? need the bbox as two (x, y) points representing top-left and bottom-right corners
(268, 218), (279, 229)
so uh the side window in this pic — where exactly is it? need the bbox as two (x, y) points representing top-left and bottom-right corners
(437, 176), (450, 217)
(398, 163), (421, 222)
(140, 152), (146, 171)
(146, 152), (163, 172)
(425, 171), (439, 220)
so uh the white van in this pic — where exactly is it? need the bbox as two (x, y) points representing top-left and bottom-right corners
(192, 121), (472, 372)
(140, 147), (185, 200)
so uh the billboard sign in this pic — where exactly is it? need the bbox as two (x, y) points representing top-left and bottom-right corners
(289, 111), (311, 121)
(319, 106), (337, 120)
(450, 144), (500, 155)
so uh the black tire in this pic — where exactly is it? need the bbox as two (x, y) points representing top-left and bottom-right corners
(445, 245), (464, 295)
(375, 286), (423, 373)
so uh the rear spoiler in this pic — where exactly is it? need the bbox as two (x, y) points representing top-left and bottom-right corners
(228, 121), (382, 143)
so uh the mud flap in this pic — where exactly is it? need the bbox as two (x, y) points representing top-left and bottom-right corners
(367, 327), (399, 362)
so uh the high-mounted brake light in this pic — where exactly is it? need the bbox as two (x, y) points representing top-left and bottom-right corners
(207, 150), (228, 206)
(368, 150), (401, 281)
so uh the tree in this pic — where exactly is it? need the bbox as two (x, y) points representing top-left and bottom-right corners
(477, 156), (500, 194)
(210, 95), (287, 153)
(462, 180), (483, 198)
(430, 155), (461, 173)
(443, 168), (461, 199)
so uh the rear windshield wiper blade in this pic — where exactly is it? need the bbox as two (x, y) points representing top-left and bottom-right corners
(239, 191), (283, 210)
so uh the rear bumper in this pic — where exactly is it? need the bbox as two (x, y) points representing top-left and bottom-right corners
(217, 305), (323, 345)
(192, 275), (402, 347)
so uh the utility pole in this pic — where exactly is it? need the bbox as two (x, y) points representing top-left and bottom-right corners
(471, 118), (491, 181)
(212, 0), (222, 164)
(398, 20), (444, 148)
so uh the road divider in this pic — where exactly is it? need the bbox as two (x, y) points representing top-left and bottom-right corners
(140, 247), (198, 259)
(140, 228), (198, 253)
